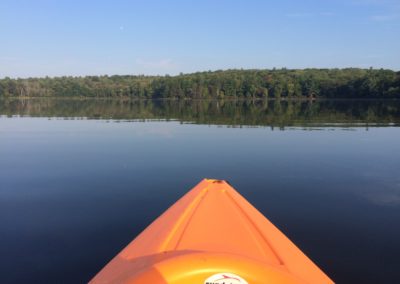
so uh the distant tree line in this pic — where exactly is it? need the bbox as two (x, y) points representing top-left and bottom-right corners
(0, 68), (399, 99)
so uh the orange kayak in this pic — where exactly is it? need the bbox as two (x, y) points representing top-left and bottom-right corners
(90, 179), (333, 284)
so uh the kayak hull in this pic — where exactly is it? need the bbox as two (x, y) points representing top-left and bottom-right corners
(90, 179), (333, 284)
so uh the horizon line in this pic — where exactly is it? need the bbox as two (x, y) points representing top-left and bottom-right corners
(1, 67), (399, 80)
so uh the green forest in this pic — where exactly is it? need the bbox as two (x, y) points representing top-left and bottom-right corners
(1, 68), (399, 99)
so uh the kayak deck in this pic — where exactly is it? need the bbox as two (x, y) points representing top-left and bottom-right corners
(90, 179), (333, 283)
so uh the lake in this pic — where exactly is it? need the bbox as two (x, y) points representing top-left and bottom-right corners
(1, 98), (400, 283)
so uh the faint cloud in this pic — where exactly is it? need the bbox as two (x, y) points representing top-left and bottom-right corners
(285, 12), (335, 18)
(370, 14), (399, 21)
(366, 192), (400, 206)
(351, 0), (400, 22)
(0, 56), (18, 61)
(365, 54), (384, 59)
(285, 12), (314, 18)
(320, 12), (335, 16)
(136, 58), (177, 70)
(352, 0), (400, 10)
(363, 181), (400, 206)
(352, 0), (397, 5)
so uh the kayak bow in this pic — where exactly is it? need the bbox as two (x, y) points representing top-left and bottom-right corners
(90, 179), (333, 284)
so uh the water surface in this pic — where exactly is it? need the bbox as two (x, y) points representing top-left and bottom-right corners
(1, 98), (400, 283)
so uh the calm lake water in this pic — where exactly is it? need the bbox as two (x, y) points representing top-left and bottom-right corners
(1, 98), (400, 283)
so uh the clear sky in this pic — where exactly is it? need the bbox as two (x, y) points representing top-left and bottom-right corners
(1, 0), (399, 78)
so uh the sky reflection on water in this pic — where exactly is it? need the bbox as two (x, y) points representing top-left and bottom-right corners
(1, 100), (400, 283)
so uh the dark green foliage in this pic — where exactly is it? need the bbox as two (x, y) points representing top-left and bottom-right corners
(0, 68), (399, 98)
(1, 98), (399, 127)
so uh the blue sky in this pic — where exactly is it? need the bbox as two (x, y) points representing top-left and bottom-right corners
(1, 0), (399, 78)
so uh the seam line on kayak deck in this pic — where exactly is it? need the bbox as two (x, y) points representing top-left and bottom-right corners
(173, 188), (210, 250)
(160, 187), (209, 251)
(225, 190), (284, 265)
